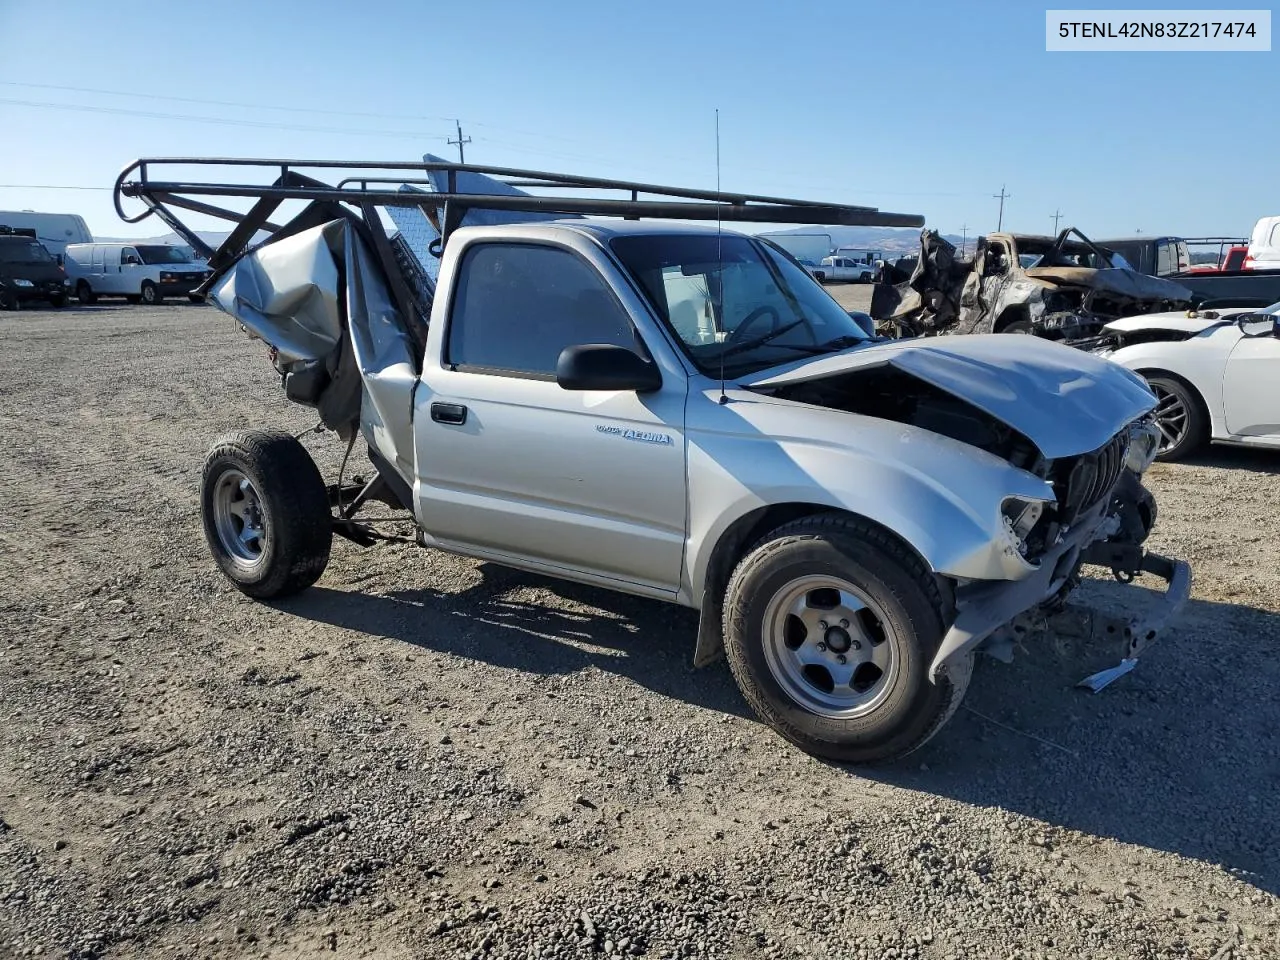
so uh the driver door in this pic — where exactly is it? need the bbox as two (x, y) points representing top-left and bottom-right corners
(1222, 318), (1280, 439)
(414, 241), (689, 594)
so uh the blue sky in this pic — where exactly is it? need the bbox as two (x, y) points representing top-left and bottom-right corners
(0, 0), (1273, 240)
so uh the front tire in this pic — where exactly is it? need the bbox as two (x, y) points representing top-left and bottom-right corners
(140, 281), (160, 305)
(723, 515), (970, 764)
(1146, 374), (1208, 461)
(200, 431), (332, 599)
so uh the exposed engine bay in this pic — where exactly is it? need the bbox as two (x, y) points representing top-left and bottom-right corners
(760, 366), (1159, 567)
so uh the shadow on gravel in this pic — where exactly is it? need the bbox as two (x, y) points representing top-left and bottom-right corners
(865, 592), (1280, 895)
(287, 570), (1279, 893)
(290, 564), (751, 719)
(1181, 446), (1280, 475)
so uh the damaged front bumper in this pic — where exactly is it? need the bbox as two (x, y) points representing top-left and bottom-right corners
(929, 504), (1192, 690)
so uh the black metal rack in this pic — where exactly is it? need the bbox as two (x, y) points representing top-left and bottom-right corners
(114, 156), (925, 262)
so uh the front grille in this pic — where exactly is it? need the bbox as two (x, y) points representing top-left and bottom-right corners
(1055, 431), (1129, 526)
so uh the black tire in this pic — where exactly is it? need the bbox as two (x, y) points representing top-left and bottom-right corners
(76, 282), (97, 305)
(1000, 319), (1034, 334)
(188, 294), (205, 304)
(140, 281), (160, 305)
(723, 514), (971, 764)
(200, 430), (332, 599)
(1145, 374), (1208, 461)
(48, 294), (66, 308)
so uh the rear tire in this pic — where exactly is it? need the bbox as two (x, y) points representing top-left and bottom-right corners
(1145, 374), (1208, 461)
(723, 514), (970, 764)
(200, 430), (333, 599)
(76, 281), (97, 305)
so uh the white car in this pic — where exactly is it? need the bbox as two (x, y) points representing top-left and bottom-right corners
(1097, 302), (1280, 460)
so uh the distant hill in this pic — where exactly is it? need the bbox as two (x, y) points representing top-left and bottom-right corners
(95, 230), (258, 248)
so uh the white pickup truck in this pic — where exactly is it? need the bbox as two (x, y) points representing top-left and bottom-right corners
(811, 254), (877, 283)
(114, 157), (1190, 764)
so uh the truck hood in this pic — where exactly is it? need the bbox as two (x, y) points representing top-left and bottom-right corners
(742, 334), (1156, 459)
(1023, 266), (1192, 303)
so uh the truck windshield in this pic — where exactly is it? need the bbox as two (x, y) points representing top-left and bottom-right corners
(136, 245), (194, 265)
(0, 239), (54, 264)
(610, 234), (870, 376)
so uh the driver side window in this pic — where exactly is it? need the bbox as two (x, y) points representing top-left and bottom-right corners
(985, 242), (1010, 276)
(446, 243), (640, 378)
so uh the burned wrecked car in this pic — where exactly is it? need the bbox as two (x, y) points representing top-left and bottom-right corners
(114, 157), (1190, 764)
(872, 228), (1194, 341)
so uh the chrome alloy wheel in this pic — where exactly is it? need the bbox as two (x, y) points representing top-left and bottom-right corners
(211, 468), (267, 567)
(1150, 383), (1189, 452)
(761, 576), (900, 719)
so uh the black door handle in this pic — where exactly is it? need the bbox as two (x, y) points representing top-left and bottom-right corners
(431, 402), (468, 425)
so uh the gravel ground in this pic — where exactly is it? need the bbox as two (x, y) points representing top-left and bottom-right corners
(1, 298), (1277, 960)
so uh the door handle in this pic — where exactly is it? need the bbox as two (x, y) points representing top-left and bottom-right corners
(430, 402), (468, 425)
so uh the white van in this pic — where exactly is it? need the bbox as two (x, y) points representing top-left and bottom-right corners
(0, 211), (92, 263)
(63, 243), (211, 304)
(1245, 216), (1280, 271)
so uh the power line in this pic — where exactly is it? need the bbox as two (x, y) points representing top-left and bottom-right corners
(0, 80), (611, 148)
(0, 183), (110, 191)
(0, 97), (451, 140)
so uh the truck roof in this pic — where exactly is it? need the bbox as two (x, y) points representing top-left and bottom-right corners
(512, 219), (753, 241)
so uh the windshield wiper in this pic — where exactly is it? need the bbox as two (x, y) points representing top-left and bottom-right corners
(719, 319), (808, 358)
(812, 334), (866, 352)
(719, 324), (872, 363)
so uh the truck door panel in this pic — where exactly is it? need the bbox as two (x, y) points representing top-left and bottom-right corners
(413, 241), (688, 592)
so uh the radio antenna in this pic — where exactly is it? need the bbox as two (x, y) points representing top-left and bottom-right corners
(715, 108), (728, 405)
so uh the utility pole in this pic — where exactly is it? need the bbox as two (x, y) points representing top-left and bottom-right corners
(448, 120), (471, 164)
(993, 185), (1010, 231)
(959, 224), (969, 256)
(1051, 209), (1063, 233)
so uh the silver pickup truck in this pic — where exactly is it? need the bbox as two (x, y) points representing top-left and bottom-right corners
(115, 158), (1191, 764)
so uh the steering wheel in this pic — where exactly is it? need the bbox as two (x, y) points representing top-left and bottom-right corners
(723, 304), (781, 347)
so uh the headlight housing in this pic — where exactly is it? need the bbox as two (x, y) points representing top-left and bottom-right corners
(13, 278), (33, 287)
(1001, 495), (1050, 561)
(1125, 420), (1161, 475)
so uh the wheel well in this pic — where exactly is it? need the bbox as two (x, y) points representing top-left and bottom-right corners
(993, 306), (1030, 332)
(708, 502), (938, 594)
(1135, 367), (1209, 418)
(694, 502), (942, 669)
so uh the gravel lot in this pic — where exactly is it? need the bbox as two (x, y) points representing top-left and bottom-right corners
(1, 297), (1278, 960)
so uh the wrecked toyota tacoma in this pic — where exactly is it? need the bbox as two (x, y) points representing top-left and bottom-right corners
(114, 158), (1191, 764)
(872, 227), (1194, 341)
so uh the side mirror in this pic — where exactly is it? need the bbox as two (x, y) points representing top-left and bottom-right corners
(123, 255), (140, 266)
(556, 344), (662, 393)
(1273, 316), (1280, 339)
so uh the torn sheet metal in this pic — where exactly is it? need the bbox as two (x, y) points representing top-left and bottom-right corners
(209, 218), (418, 487)
(421, 152), (583, 229)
